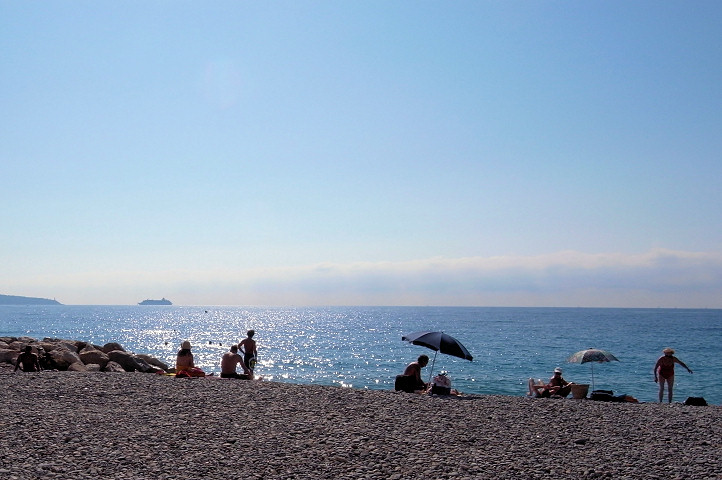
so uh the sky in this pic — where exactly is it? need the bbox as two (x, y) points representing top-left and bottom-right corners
(1, 1), (721, 307)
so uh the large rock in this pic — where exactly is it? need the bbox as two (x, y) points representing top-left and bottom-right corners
(67, 362), (88, 372)
(135, 354), (168, 371)
(58, 341), (79, 352)
(0, 349), (18, 364)
(79, 349), (110, 369)
(102, 342), (125, 354)
(107, 350), (152, 372)
(38, 339), (78, 353)
(7, 341), (25, 351)
(103, 361), (126, 373)
(48, 348), (83, 370)
(37, 341), (60, 352)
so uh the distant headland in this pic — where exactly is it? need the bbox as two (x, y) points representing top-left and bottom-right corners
(138, 298), (172, 305)
(0, 294), (62, 306)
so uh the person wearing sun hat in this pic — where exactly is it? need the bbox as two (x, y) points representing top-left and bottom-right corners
(546, 367), (574, 397)
(175, 341), (206, 377)
(528, 367), (574, 398)
(654, 347), (693, 403)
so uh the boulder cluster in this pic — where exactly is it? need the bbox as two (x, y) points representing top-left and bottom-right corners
(0, 336), (168, 373)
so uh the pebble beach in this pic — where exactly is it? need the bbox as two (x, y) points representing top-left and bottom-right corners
(1, 372), (720, 480)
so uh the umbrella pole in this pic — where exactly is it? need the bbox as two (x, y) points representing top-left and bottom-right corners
(591, 363), (595, 391)
(428, 350), (438, 384)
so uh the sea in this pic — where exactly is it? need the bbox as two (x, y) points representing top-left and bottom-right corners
(1, 306), (720, 405)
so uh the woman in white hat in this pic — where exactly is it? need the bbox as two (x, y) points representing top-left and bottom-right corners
(654, 348), (692, 403)
(176, 341), (205, 377)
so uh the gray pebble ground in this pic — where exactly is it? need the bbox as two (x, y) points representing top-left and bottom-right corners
(1, 372), (720, 479)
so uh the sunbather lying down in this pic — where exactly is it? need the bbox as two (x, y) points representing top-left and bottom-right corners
(528, 378), (546, 397)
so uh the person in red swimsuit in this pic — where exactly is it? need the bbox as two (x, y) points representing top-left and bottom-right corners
(654, 347), (693, 403)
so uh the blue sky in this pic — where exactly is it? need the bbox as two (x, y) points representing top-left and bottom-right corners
(2, 2), (721, 307)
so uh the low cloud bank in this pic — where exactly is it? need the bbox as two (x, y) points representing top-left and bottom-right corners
(213, 249), (722, 307)
(7, 249), (722, 307)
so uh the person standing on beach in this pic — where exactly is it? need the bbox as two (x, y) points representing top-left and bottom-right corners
(239, 330), (257, 373)
(220, 345), (250, 379)
(654, 347), (693, 403)
(14, 346), (40, 372)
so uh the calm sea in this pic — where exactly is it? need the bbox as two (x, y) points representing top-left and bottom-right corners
(1, 306), (720, 405)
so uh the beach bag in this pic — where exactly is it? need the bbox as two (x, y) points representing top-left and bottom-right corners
(432, 373), (451, 388)
(684, 397), (708, 406)
(395, 375), (416, 393)
(431, 385), (451, 395)
(431, 372), (452, 395)
(590, 390), (614, 402)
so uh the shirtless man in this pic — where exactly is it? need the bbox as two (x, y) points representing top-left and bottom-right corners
(238, 330), (257, 373)
(654, 348), (693, 403)
(403, 354), (429, 391)
(14, 346), (40, 372)
(220, 345), (250, 379)
(529, 367), (573, 397)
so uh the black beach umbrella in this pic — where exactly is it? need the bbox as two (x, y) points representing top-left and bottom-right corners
(402, 331), (473, 382)
(567, 348), (619, 391)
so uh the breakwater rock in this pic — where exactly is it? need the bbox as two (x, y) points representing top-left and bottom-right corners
(0, 336), (168, 373)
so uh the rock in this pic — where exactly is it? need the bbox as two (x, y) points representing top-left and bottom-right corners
(85, 363), (102, 372)
(48, 348), (83, 370)
(37, 341), (60, 352)
(53, 340), (79, 352)
(103, 361), (126, 372)
(135, 354), (169, 371)
(102, 342), (125, 354)
(67, 362), (88, 372)
(107, 351), (153, 372)
(0, 348), (18, 363)
(7, 341), (25, 351)
(79, 349), (110, 369)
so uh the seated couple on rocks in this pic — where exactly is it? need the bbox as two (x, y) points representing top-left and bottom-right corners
(528, 367), (575, 398)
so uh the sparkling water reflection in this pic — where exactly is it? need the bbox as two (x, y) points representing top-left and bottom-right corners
(1, 306), (720, 404)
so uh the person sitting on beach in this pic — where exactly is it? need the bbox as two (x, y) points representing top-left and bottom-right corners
(654, 347), (693, 403)
(239, 330), (257, 373)
(14, 346), (40, 372)
(529, 367), (573, 398)
(220, 345), (251, 379)
(175, 341), (205, 377)
(395, 355), (429, 393)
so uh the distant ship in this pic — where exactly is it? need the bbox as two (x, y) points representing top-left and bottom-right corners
(138, 298), (172, 305)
